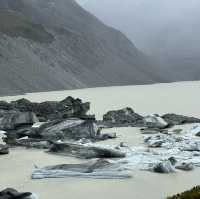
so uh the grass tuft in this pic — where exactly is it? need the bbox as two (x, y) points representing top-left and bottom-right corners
(167, 186), (200, 199)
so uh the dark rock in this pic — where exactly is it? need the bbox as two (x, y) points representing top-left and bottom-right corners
(60, 97), (90, 118)
(175, 162), (194, 171)
(0, 97), (90, 122)
(0, 97), (96, 147)
(196, 132), (200, 136)
(0, 101), (13, 110)
(79, 114), (96, 121)
(0, 144), (9, 155)
(32, 119), (99, 141)
(2, 135), (16, 145)
(7, 97), (90, 121)
(162, 113), (200, 125)
(3, 126), (35, 145)
(48, 142), (126, 159)
(10, 98), (35, 112)
(0, 111), (38, 130)
(4, 119), (116, 147)
(153, 161), (175, 173)
(103, 107), (143, 127)
(0, 188), (33, 199)
(168, 157), (177, 166)
(32, 159), (132, 179)
(12, 126), (33, 138)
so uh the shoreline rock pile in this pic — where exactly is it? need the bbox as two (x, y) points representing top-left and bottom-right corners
(0, 97), (91, 121)
(102, 107), (144, 127)
(102, 107), (200, 129)
(0, 97), (116, 150)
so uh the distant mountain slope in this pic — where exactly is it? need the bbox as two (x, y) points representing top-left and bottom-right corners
(81, 0), (200, 82)
(0, 0), (165, 96)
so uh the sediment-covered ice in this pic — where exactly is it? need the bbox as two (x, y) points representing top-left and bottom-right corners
(111, 124), (200, 172)
(89, 124), (200, 173)
(31, 124), (200, 178)
(32, 159), (132, 179)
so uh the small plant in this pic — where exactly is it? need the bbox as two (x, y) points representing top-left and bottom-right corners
(167, 186), (200, 199)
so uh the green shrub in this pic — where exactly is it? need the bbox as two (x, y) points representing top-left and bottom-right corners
(167, 186), (200, 199)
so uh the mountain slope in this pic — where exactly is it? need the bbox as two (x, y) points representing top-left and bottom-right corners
(81, 0), (200, 82)
(0, 0), (164, 96)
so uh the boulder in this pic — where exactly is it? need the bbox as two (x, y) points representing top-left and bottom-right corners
(60, 97), (90, 118)
(153, 161), (175, 173)
(0, 111), (38, 130)
(32, 159), (131, 179)
(0, 188), (37, 199)
(6, 97), (91, 121)
(10, 98), (35, 112)
(175, 162), (194, 171)
(103, 107), (143, 127)
(162, 113), (200, 125)
(48, 142), (126, 159)
(31, 119), (99, 141)
(168, 157), (177, 166)
(0, 101), (13, 110)
(0, 144), (9, 155)
(3, 118), (116, 146)
(144, 114), (168, 129)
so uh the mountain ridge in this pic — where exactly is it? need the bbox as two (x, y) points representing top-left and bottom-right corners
(0, 0), (165, 96)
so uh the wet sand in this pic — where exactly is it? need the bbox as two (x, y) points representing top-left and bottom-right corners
(0, 81), (200, 199)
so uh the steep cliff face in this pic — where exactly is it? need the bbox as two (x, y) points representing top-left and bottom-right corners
(0, 0), (163, 96)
